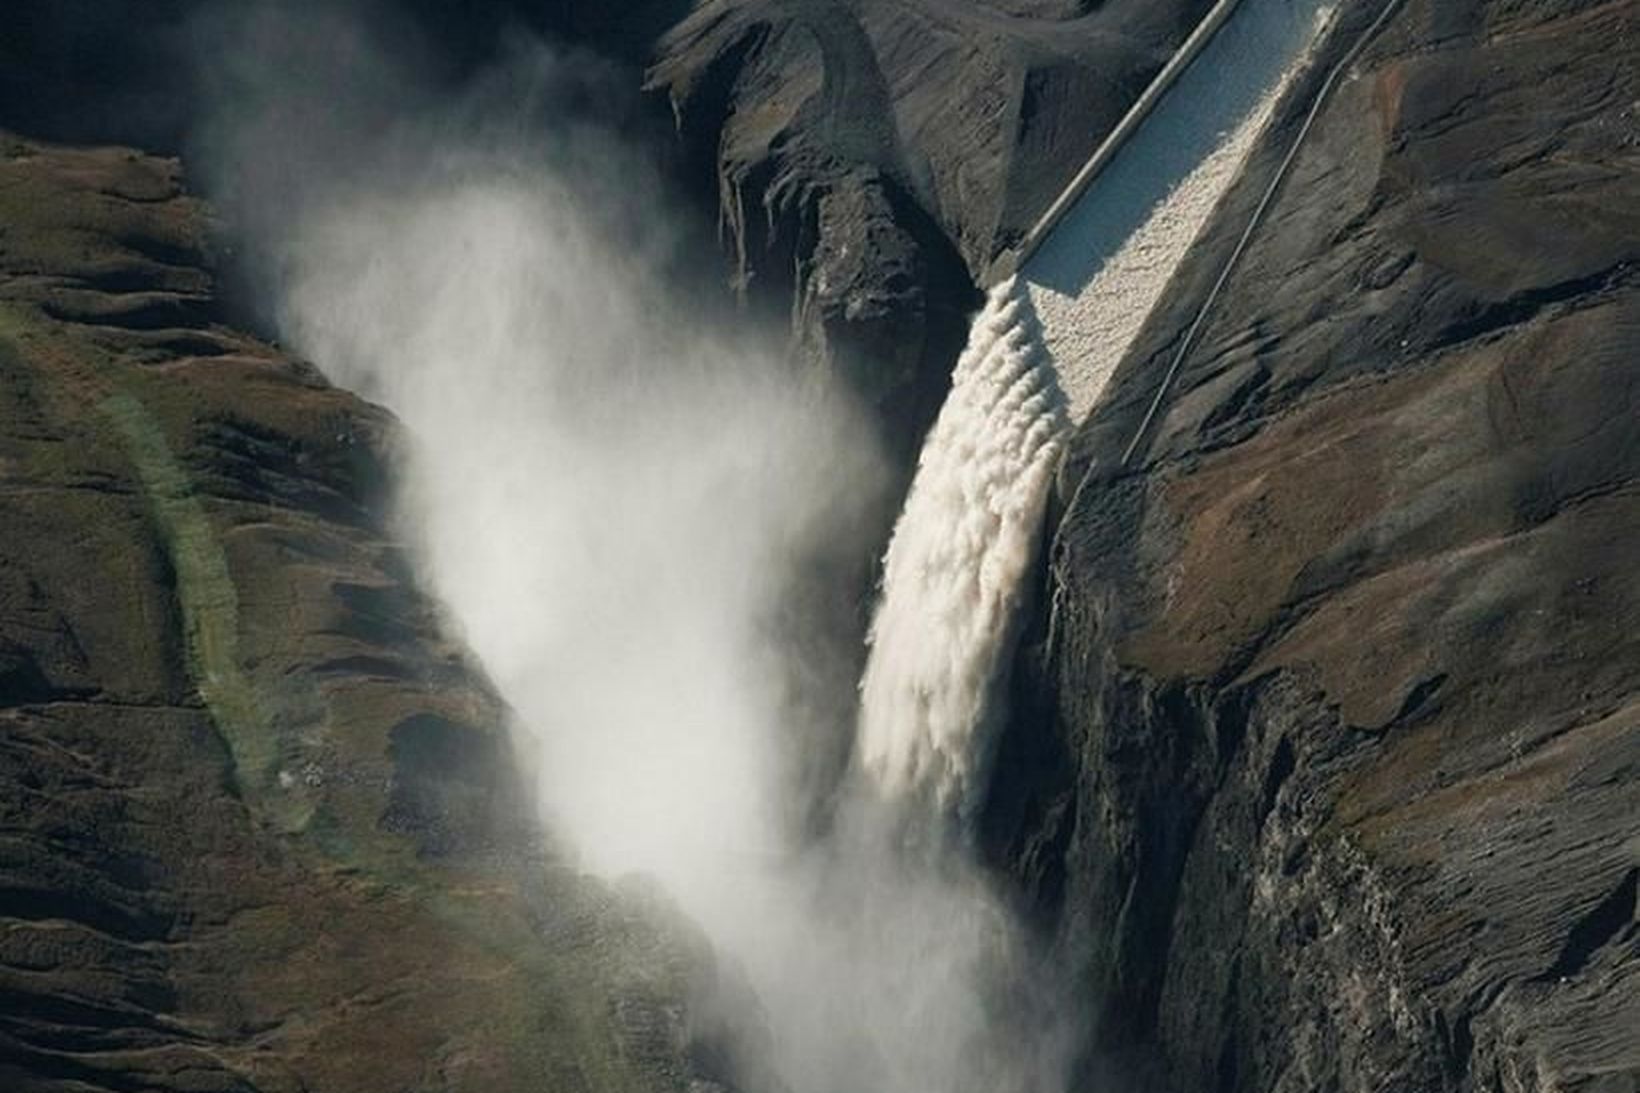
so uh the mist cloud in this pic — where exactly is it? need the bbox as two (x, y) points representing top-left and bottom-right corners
(194, 9), (1076, 1092)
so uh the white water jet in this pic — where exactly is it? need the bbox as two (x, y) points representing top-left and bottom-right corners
(857, 279), (1068, 822)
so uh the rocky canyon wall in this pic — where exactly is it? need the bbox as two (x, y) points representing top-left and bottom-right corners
(983, 0), (1640, 1087)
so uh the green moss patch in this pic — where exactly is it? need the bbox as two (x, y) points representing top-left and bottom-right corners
(100, 389), (280, 798)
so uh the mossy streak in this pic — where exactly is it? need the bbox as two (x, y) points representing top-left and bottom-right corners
(100, 390), (279, 796)
(99, 386), (661, 1087)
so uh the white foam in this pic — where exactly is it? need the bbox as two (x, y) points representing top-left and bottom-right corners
(857, 278), (1069, 822)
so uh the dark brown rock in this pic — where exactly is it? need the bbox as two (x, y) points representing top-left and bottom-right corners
(987, 0), (1640, 1088)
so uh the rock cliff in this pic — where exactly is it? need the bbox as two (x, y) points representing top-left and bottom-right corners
(654, 3), (1638, 1084)
(0, 135), (733, 1093)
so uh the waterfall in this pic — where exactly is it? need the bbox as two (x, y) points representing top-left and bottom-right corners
(856, 0), (1337, 830)
(857, 278), (1068, 824)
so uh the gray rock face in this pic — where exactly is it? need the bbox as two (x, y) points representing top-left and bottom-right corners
(983, 0), (1640, 1088)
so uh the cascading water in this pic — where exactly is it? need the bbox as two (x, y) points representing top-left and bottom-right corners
(858, 0), (1339, 834)
(202, 2), (1345, 1091)
(856, 280), (1068, 824)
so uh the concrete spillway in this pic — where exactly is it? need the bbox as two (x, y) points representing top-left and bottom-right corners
(1005, 0), (1338, 423)
(859, 0), (1341, 817)
(857, 282), (1067, 823)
